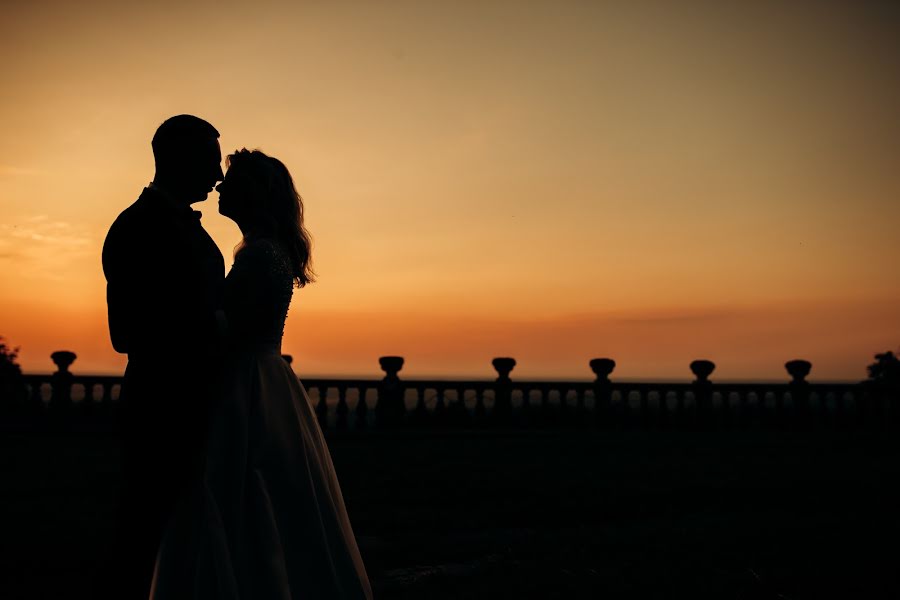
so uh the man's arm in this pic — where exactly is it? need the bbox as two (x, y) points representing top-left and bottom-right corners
(102, 217), (142, 354)
(103, 210), (224, 357)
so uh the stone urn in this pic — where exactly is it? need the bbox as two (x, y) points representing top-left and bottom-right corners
(50, 351), (77, 374)
(689, 359), (716, 383)
(492, 357), (516, 381)
(379, 356), (404, 380)
(785, 359), (812, 384)
(589, 358), (616, 383)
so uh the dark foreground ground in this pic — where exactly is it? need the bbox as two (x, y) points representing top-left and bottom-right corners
(2, 428), (899, 599)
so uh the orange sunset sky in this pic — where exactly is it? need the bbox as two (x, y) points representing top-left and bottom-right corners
(1, 0), (898, 380)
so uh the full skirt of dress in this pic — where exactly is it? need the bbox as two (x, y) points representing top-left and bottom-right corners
(149, 349), (373, 600)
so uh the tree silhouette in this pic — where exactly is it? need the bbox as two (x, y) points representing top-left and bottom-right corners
(0, 336), (21, 378)
(867, 350), (899, 385)
(0, 336), (24, 411)
(865, 350), (900, 409)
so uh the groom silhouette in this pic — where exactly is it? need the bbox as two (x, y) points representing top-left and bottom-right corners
(101, 115), (226, 598)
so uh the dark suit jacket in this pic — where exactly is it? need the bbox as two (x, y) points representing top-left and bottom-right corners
(100, 188), (226, 599)
(102, 186), (225, 366)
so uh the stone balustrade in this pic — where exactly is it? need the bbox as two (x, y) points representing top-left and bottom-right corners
(0, 351), (894, 433)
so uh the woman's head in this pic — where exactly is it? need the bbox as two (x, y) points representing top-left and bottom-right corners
(216, 149), (315, 287)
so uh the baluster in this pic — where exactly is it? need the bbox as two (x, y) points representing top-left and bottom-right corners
(50, 385), (67, 417)
(102, 382), (113, 412)
(808, 390), (822, 427)
(618, 388), (630, 427)
(92, 381), (101, 409)
(539, 384), (550, 420)
(558, 386), (569, 423)
(773, 388), (785, 427)
(741, 389), (751, 426)
(623, 388), (635, 427)
(335, 385), (348, 431)
(712, 389), (722, 428)
(772, 387), (786, 428)
(656, 389), (667, 426)
(822, 388), (844, 427)
(544, 386), (555, 425)
(355, 386), (369, 430)
(668, 389), (681, 428)
(519, 386), (530, 424)
(644, 388), (655, 427)
(316, 385), (328, 430)
(833, 388), (845, 428)
(730, 389), (740, 426)
(434, 386), (446, 426)
(672, 389), (683, 427)
(669, 389), (680, 425)
(863, 386), (878, 429)
(714, 388), (724, 424)
(81, 380), (95, 416)
(721, 389), (734, 428)
(474, 386), (486, 422)
(748, 389), (759, 426)
(657, 390), (666, 424)
(575, 387), (587, 424)
(637, 388), (649, 426)
(755, 388), (767, 428)
(435, 386), (446, 411)
(680, 388), (694, 429)
(819, 389), (832, 428)
(845, 389), (859, 429)
(451, 384), (468, 425)
(29, 380), (44, 415)
(657, 389), (669, 428)
(412, 386), (427, 424)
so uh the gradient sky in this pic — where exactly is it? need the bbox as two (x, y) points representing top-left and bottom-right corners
(1, 0), (898, 380)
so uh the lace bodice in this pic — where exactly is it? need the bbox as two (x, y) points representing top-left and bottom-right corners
(224, 238), (294, 349)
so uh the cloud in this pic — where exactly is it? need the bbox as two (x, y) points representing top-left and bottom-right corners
(1, 219), (90, 246)
(0, 216), (93, 280)
(609, 310), (735, 325)
(0, 165), (46, 177)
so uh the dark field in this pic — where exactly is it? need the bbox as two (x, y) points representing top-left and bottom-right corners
(2, 429), (899, 599)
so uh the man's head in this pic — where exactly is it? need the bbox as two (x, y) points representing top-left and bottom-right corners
(151, 115), (224, 204)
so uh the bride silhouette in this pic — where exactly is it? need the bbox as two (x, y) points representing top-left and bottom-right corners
(150, 149), (372, 599)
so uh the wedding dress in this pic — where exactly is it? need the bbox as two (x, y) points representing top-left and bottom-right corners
(150, 238), (373, 599)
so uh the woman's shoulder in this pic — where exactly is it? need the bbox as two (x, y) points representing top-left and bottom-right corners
(237, 237), (284, 259)
(234, 237), (292, 276)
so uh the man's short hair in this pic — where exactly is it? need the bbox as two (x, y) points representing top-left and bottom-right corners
(151, 115), (219, 167)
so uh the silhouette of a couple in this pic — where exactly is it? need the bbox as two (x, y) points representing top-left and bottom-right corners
(100, 115), (372, 599)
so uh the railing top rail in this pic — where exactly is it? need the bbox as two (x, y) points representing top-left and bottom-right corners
(301, 378), (384, 387)
(16, 352), (872, 397)
(21, 373), (124, 383)
(18, 373), (864, 389)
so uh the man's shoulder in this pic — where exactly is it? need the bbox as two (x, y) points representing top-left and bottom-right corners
(103, 189), (162, 264)
(106, 188), (171, 237)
